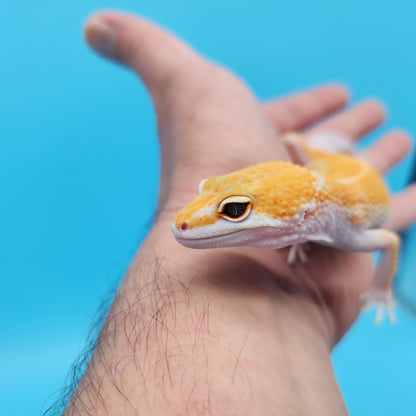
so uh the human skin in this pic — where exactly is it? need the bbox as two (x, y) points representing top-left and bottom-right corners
(63, 11), (416, 415)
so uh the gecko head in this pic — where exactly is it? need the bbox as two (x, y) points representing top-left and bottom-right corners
(171, 162), (318, 249)
(171, 189), (261, 248)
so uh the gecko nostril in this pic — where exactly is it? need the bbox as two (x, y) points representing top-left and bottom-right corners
(180, 222), (189, 231)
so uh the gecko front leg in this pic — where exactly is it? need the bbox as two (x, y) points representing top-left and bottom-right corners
(338, 229), (400, 323)
(287, 244), (308, 265)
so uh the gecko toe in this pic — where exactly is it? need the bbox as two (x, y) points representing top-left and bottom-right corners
(361, 288), (396, 324)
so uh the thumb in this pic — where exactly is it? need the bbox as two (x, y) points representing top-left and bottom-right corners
(85, 11), (202, 100)
(84, 11), (286, 212)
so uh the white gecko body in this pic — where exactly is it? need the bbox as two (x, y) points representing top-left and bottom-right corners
(171, 133), (400, 323)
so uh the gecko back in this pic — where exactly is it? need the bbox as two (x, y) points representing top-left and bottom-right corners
(284, 132), (390, 229)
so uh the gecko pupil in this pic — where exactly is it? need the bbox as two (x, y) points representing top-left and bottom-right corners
(223, 202), (249, 218)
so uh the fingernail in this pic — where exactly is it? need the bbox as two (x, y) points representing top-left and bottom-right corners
(85, 19), (116, 59)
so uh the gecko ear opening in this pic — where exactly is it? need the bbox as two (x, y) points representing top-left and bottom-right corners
(218, 196), (252, 222)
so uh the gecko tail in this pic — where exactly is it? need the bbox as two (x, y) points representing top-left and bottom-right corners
(306, 132), (354, 155)
(281, 131), (354, 167)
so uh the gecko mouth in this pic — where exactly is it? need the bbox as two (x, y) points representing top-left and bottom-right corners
(174, 229), (242, 242)
(172, 227), (248, 249)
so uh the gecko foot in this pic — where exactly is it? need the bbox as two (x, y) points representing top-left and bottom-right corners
(360, 288), (396, 324)
(287, 244), (308, 265)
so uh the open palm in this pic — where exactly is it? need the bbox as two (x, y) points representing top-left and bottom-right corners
(86, 12), (416, 346)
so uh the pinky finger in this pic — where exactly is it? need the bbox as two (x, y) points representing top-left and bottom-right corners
(384, 184), (416, 231)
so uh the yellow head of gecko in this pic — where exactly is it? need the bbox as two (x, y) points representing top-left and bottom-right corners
(173, 161), (319, 230)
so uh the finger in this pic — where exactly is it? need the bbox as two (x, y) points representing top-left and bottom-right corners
(84, 12), (279, 147)
(308, 100), (385, 140)
(384, 184), (416, 231)
(84, 12), (278, 148)
(359, 130), (411, 173)
(263, 84), (349, 133)
(85, 11), (201, 98)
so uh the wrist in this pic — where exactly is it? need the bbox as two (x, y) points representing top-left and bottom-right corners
(66, 218), (345, 415)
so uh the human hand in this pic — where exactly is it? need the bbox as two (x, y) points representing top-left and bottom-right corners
(86, 11), (416, 347)
(68, 11), (416, 415)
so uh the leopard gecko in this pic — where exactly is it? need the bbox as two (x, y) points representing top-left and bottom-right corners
(171, 132), (400, 323)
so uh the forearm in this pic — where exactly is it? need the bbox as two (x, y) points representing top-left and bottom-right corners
(64, 220), (348, 416)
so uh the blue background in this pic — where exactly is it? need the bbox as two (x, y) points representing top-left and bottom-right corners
(1, 1), (416, 415)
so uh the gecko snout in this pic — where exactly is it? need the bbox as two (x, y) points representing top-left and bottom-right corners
(170, 220), (190, 238)
(179, 222), (189, 231)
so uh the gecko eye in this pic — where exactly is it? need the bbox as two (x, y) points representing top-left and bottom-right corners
(218, 196), (252, 222)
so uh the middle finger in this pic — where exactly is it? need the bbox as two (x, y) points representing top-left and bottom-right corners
(307, 100), (385, 140)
